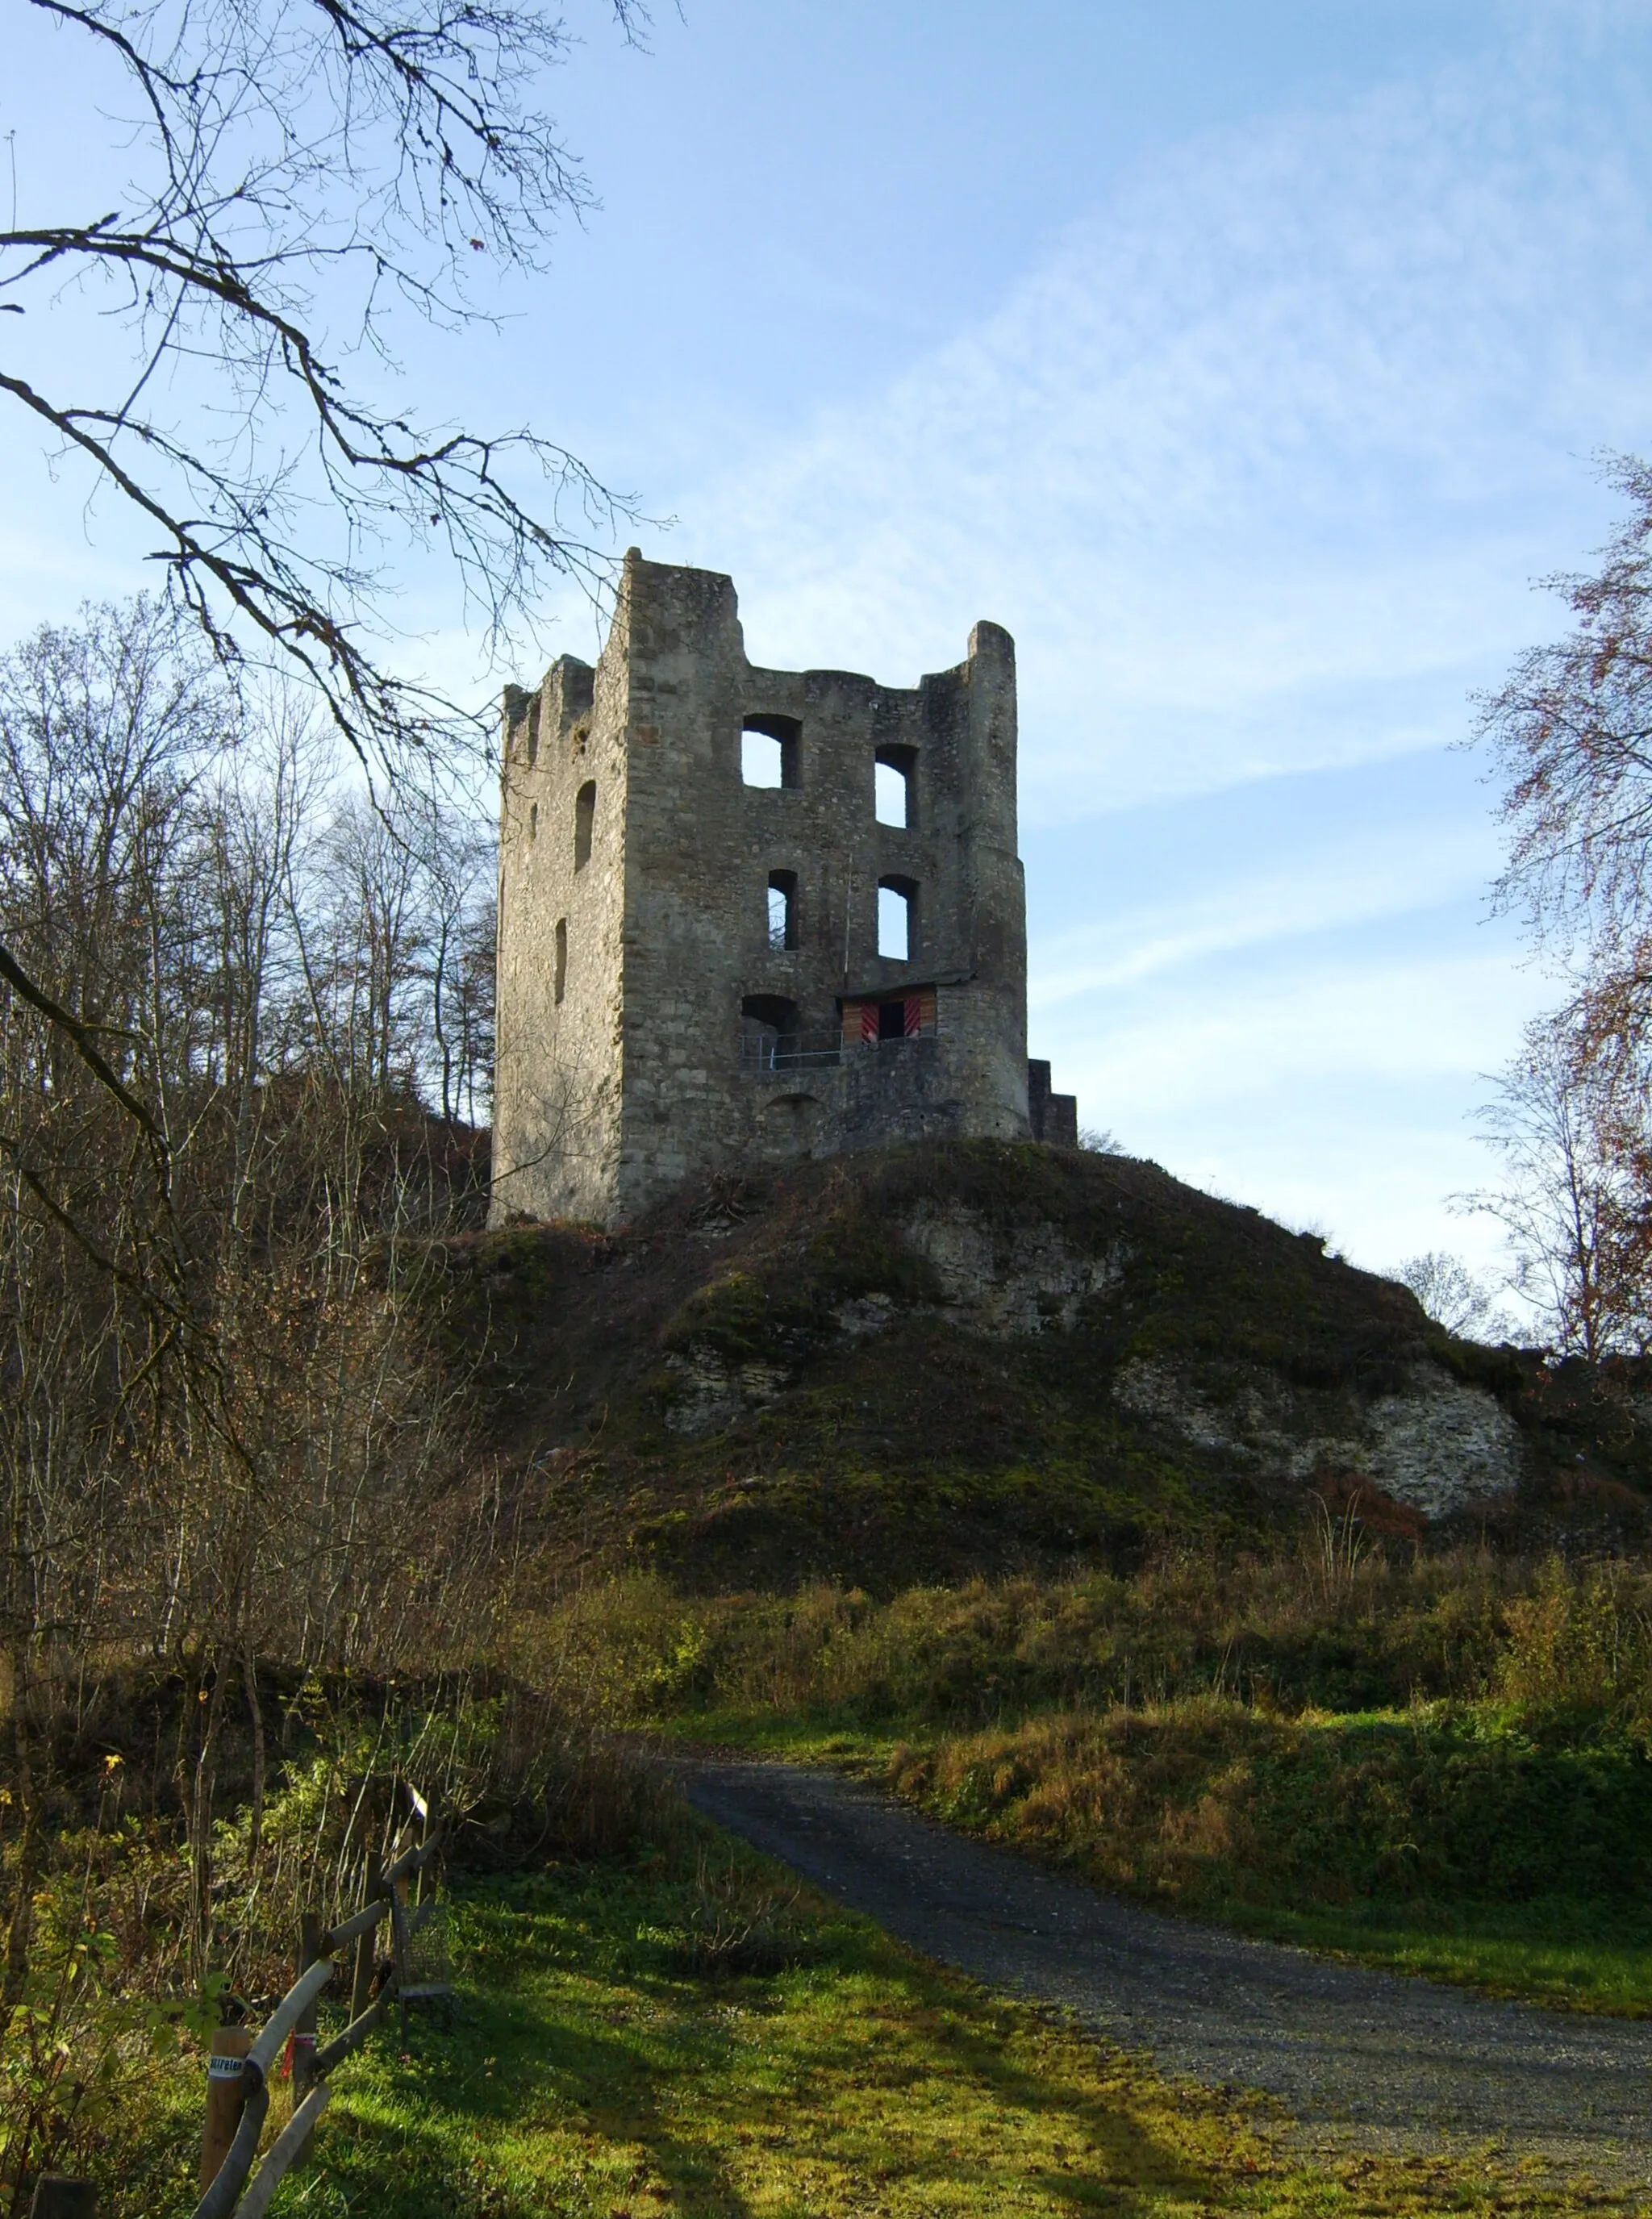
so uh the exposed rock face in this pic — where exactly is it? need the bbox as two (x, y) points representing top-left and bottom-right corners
(664, 1348), (788, 1436)
(665, 1192), (1523, 1515)
(900, 1201), (1125, 1337)
(433, 1141), (1652, 1585)
(1114, 1356), (1522, 1516)
(1362, 1369), (1525, 1517)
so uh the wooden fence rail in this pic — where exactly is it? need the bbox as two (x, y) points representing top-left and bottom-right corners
(186, 1821), (445, 2219)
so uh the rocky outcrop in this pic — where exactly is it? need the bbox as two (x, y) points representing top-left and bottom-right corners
(899, 1202), (1125, 1337)
(1114, 1355), (1522, 1516)
(664, 1347), (788, 1436)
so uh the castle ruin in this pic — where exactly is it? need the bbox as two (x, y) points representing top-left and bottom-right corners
(491, 551), (1076, 1227)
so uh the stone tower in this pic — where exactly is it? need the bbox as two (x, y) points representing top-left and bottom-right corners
(490, 552), (1074, 1228)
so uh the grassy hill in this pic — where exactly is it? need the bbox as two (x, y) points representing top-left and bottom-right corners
(419, 1139), (1652, 1591)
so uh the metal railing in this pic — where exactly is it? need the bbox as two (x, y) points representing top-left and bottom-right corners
(738, 1031), (845, 1071)
(737, 1025), (940, 1072)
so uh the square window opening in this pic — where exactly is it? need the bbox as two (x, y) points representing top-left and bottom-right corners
(743, 715), (802, 789)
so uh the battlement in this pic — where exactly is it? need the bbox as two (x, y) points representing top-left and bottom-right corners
(490, 552), (1074, 1226)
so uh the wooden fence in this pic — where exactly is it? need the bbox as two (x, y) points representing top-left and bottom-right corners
(31, 1810), (448, 2219)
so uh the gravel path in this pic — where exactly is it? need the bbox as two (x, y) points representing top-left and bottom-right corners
(686, 1758), (1652, 2186)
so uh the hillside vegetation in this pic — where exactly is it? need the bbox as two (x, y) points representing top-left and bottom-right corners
(521, 1550), (1652, 2013)
(413, 1141), (1652, 2013)
(433, 1140), (1652, 1589)
(15, 1135), (1652, 2212)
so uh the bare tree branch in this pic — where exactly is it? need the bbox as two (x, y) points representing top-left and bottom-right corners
(2, 0), (645, 781)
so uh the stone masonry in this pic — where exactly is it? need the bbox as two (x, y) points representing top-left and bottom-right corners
(490, 551), (1078, 1226)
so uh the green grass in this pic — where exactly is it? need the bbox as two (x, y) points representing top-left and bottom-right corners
(1215, 1896), (1652, 2017)
(262, 1843), (1629, 2219)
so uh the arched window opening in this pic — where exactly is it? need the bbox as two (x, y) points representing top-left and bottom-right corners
(874, 745), (916, 828)
(742, 714), (801, 789)
(878, 876), (917, 961)
(740, 994), (799, 1071)
(553, 917), (567, 1005)
(574, 779), (596, 870)
(767, 870), (798, 951)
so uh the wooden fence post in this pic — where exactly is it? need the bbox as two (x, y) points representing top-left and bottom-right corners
(414, 1796), (433, 1908)
(290, 1909), (326, 2164)
(392, 1868), (411, 2048)
(199, 2024), (254, 2192)
(350, 1850), (382, 2022)
(29, 2180), (97, 2219)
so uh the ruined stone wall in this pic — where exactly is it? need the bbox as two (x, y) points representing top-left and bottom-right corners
(491, 551), (1032, 1228)
(492, 640), (628, 1220)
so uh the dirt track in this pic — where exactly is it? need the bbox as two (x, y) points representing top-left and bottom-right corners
(686, 1758), (1652, 2187)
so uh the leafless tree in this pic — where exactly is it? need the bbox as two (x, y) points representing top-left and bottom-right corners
(0, 597), (501, 2018)
(1479, 456), (1652, 966)
(0, 0), (640, 1122)
(423, 817), (497, 1124)
(1472, 458), (1652, 1353)
(1462, 1020), (1651, 1360)
(1392, 1251), (1516, 1343)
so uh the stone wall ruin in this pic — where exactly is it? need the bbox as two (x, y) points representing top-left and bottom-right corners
(491, 551), (1077, 1226)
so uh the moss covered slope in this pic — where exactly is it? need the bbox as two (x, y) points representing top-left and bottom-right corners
(419, 1142), (1652, 1590)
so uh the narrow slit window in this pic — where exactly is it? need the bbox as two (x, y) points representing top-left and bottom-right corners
(553, 918), (567, 1005)
(574, 779), (596, 870)
(742, 715), (801, 788)
(878, 877), (916, 961)
(767, 870), (797, 951)
(529, 801), (538, 842)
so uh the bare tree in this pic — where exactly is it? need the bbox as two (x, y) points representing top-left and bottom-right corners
(1391, 1250), (1516, 1343)
(423, 817), (497, 1125)
(1473, 457), (1652, 1354)
(0, 598), (503, 2022)
(1462, 1020), (1651, 1360)
(0, 0), (640, 1128)
(1478, 456), (1652, 966)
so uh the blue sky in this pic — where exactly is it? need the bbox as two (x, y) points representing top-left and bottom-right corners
(5, 0), (1651, 1274)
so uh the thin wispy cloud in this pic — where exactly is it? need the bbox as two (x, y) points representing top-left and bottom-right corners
(1059, 941), (1546, 1268)
(678, 18), (1652, 822)
(1074, 949), (1537, 1112)
(630, 12), (1645, 1272)
(1030, 814), (1502, 1004)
